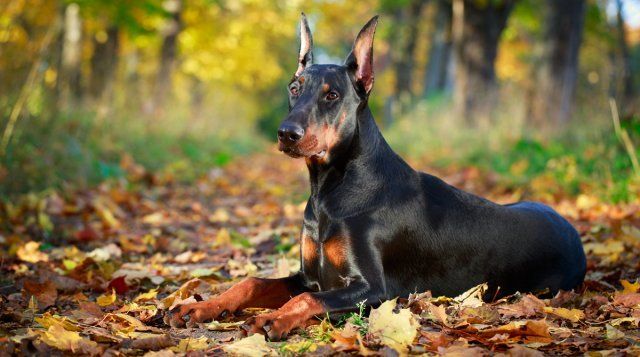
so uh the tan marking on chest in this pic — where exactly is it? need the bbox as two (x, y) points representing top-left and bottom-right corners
(301, 235), (318, 263)
(323, 236), (349, 268)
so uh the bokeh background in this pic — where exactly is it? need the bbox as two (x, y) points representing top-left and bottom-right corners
(1, 0), (639, 202)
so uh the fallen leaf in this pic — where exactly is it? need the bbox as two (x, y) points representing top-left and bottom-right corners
(479, 319), (552, 343)
(171, 336), (210, 352)
(613, 293), (640, 308)
(16, 241), (49, 263)
(160, 278), (210, 309)
(88, 243), (122, 262)
(605, 324), (625, 340)
(35, 312), (82, 332)
(206, 320), (245, 331)
(97, 289), (117, 307)
(497, 294), (545, 318)
(134, 288), (159, 302)
(122, 333), (175, 351)
(108, 276), (130, 294)
(543, 306), (585, 322)
(39, 323), (100, 354)
(222, 334), (275, 356)
(23, 279), (57, 309)
(454, 283), (487, 308)
(368, 299), (418, 352)
(621, 280), (640, 294)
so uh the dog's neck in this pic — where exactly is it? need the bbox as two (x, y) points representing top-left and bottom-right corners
(305, 105), (414, 199)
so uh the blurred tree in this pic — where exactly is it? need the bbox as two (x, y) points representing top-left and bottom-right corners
(527, 0), (586, 127)
(612, 0), (636, 116)
(423, 0), (453, 97)
(392, 0), (428, 102)
(150, 0), (182, 116)
(452, 0), (515, 123)
(89, 26), (120, 103)
(58, 3), (83, 109)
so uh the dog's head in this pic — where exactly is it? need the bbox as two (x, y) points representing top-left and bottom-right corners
(277, 14), (378, 164)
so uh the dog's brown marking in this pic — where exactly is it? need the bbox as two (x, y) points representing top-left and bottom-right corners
(301, 234), (318, 263)
(322, 83), (330, 93)
(298, 76), (305, 84)
(244, 292), (325, 340)
(323, 236), (349, 268)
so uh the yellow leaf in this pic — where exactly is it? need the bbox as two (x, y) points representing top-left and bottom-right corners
(206, 320), (245, 331)
(160, 278), (209, 309)
(35, 312), (81, 332)
(621, 280), (640, 294)
(222, 334), (275, 356)
(209, 208), (230, 223)
(171, 336), (210, 352)
(454, 283), (488, 308)
(543, 307), (585, 323)
(605, 324), (625, 340)
(39, 324), (99, 354)
(16, 241), (48, 263)
(94, 201), (120, 229)
(368, 299), (418, 352)
(134, 288), (158, 302)
(97, 289), (117, 307)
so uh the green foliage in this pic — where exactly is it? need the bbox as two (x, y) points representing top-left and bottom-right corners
(385, 99), (640, 203)
(0, 109), (262, 196)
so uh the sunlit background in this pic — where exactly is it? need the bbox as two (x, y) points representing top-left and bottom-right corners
(1, 0), (639, 201)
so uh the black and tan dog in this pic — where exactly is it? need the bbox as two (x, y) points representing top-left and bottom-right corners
(168, 15), (586, 340)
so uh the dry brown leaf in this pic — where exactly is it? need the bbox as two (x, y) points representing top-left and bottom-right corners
(497, 294), (545, 318)
(23, 279), (57, 309)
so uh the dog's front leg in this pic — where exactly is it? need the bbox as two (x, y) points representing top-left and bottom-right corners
(166, 273), (308, 328)
(243, 281), (378, 340)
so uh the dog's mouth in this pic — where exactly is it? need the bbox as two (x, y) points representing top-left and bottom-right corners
(279, 143), (326, 159)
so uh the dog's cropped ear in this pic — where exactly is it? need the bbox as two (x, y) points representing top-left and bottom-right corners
(295, 13), (313, 77)
(345, 16), (378, 96)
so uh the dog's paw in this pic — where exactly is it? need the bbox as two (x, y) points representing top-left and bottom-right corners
(165, 301), (228, 328)
(241, 313), (302, 341)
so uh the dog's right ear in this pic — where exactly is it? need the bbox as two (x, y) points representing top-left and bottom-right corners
(294, 13), (313, 77)
(344, 16), (378, 97)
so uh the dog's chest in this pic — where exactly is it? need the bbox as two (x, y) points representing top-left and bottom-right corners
(299, 221), (352, 291)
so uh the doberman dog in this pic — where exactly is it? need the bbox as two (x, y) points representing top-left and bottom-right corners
(168, 14), (586, 340)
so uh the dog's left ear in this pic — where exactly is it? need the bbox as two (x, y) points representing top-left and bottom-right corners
(295, 13), (313, 77)
(345, 16), (378, 96)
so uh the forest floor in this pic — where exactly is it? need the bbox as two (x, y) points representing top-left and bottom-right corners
(0, 149), (639, 356)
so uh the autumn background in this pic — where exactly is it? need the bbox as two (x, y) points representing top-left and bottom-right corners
(1, 0), (639, 355)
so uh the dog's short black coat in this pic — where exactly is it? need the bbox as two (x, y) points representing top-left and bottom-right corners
(168, 14), (587, 340)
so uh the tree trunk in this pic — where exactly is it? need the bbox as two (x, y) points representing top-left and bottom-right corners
(393, 0), (427, 100)
(58, 3), (83, 110)
(613, 0), (636, 117)
(423, 0), (453, 97)
(527, 0), (586, 127)
(89, 26), (120, 103)
(452, 0), (515, 123)
(150, 0), (182, 116)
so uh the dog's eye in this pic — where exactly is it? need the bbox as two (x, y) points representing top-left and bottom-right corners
(326, 91), (339, 101)
(290, 87), (299, 96)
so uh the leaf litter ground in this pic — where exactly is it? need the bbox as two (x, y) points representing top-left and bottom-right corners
(1, 150), (639, 355)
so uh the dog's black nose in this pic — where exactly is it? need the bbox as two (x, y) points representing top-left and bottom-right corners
(278, 123), (304, 143)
